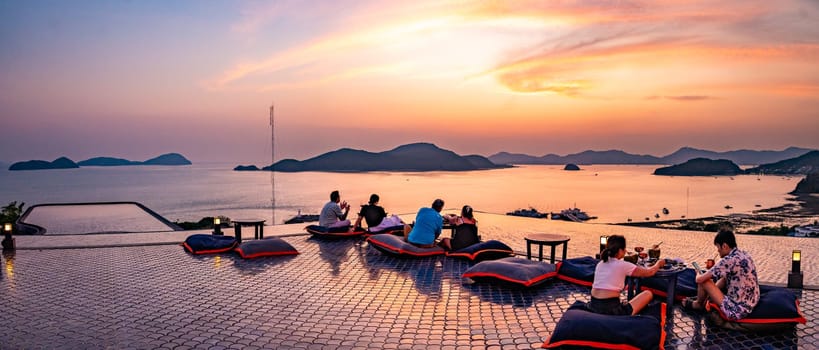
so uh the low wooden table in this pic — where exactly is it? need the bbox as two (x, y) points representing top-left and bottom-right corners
(524, 233), (570, 264)
(233, 219), (266, 243)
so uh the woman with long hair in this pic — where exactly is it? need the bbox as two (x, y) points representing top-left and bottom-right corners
(590, 235), (665, 315)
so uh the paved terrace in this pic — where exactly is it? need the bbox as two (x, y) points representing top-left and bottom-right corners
(2, 213), (817, 349)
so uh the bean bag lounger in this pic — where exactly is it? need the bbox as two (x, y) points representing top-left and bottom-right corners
(705, 285), (807, 333)
(462, 257), (557, 287)
(305, 224), (363, 238)
(366, 225), (406, 236)
(557, 256), (598, 287)
(366, 234), (445, 257)
(183, 234), (238, 255)
(640, 267), (698, 301)
(446, 240), (514, 261)
(542, 301), (667, 350)
(235, 237), (299, 259)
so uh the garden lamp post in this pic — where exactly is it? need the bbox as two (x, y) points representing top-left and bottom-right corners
(788, 250), (802, 289)
(2, 223), (14, 251)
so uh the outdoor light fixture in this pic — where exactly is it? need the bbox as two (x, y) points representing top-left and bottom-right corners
(788, 249), (803, 289)
(2, 222), (14, 251)
(213, 217), (222, 235)
(596, 235), (608, 259)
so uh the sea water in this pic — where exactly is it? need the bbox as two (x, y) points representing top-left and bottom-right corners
(0, 163), (802, 229)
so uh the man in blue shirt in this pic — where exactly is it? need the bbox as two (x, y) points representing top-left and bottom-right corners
(404, 199), (444, 247)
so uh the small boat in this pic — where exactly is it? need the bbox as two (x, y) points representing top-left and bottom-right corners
(506, 207), (549, 219)
(284, 210), (320, 224)
(553, 207), (596, 222)
(662, 208), (669, 215)
(654, 213), (660, 219)
(724, 205), (733, 210)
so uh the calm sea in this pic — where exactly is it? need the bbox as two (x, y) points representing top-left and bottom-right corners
(0, 163), (802, 226)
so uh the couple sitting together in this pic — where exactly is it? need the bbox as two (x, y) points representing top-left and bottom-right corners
(402, 198), (479, 251)
(318, 191), (404, 232)
(591, 228), (758, 321)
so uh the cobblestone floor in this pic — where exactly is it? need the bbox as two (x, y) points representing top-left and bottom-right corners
(1, 235), (815, 349)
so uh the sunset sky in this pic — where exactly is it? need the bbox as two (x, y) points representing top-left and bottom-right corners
(2, 0), (818, 164)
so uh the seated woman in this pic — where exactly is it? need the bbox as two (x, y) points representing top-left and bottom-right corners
(440, 205), (479, 251)
(590, 235), (665, 316)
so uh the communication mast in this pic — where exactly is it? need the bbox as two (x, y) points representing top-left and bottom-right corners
(270, 103), (276, 225)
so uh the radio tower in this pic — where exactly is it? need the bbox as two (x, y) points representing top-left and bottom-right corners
(270, 103), (276, 225)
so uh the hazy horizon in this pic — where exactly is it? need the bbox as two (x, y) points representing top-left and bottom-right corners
(0, 142), (816, 166)
(2, 1), (819, 163)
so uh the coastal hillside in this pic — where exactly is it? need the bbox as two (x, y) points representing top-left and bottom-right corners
(792, 171), (819, 194)
(653, 158), (741, 176)
(254, 142), (507, 172)
(78, 153), (191, 166)
(489, 149), (661, 165)
(9, 157), (80, 171)
(744, 150), (819, 175)
(489, 146), (814, 165)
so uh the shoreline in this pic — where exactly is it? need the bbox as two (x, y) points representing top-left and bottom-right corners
(612, 194), (819, 234)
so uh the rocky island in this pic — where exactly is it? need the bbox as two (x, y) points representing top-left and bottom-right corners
(563, 163), (581, 171)
(8, 157), (79, 171)
(10, 153), (191, 171)
(238, 142), (508, 172)
(653, 158), (741, 176)
(78, 153), (191, 166)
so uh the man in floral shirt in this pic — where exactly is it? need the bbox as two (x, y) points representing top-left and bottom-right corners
(688, 229), (760, 320)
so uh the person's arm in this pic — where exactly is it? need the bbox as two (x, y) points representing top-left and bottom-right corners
(354, 215), (363, 228)
(630, 259), (665, 277)
(695, 270), (714, 284)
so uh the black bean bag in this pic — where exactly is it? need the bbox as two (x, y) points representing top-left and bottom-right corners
(366, 225), (405, 236)
(542, 301), (667, 350)
(235, 237), (299, 259)
(366, 234), (445, 257)
(556, 256), (598, 287)
(305, 224), (363, 238)
(446, 240), (514, 261)
(640, 267), (698, 301)
(183, 234), (238, 255)
(462, 257), (557, 287)
(705, 285), (807, 332)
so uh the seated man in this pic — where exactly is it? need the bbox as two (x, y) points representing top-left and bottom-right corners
(686, 228), (760, 320)
(404, 199), (444, 247)
(355, 194), (387, 229)
(319, 190), (350, 228)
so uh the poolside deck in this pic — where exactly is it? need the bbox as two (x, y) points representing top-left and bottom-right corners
(2, 214), (816, 349)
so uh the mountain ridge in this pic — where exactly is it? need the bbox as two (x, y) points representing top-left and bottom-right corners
(240, 142), (509, 172)
(488, 146), (814, 165)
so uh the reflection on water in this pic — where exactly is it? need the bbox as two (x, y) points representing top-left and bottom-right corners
(0, 164), (802, 226)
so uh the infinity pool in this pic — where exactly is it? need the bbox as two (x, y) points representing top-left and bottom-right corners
(19, 203), (178, 234)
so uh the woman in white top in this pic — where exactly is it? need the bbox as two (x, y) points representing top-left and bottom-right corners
(590, 235), (665, 316)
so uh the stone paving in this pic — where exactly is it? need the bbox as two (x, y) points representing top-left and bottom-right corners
(1, 232), (816, 349)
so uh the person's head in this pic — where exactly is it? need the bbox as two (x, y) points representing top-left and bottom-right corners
(330, 190), (340, 203)
(368, 194), (380, 205)
(601, 235), (626, 262)
(431, 199), (445, 212)
(713, 228), (737, 257)
(461, 205), (473, 219)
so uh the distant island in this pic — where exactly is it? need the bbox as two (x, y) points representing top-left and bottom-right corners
(9, 153), (191, 171)
(652, 150), (819, 176)
(237, 142), (509, 172)
(8, 157), (80, 171)
(653, 158), (742, 176)
(489, 146), (814, 166)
